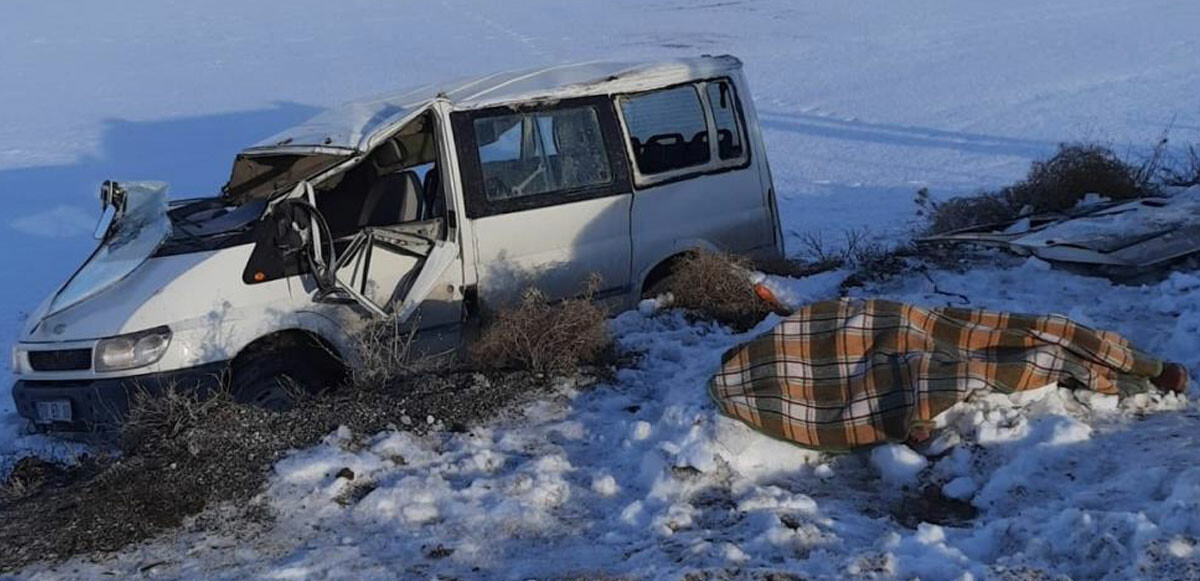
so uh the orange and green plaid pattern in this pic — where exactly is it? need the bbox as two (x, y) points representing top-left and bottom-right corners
(708, 299), (1163, 452)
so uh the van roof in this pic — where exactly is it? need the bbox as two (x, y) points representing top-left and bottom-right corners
(247, 55), (743, 154)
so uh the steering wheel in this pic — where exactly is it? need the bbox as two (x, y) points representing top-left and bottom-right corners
(272, 198), (339, 290)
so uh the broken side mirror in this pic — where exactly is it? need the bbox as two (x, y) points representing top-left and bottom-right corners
(243, 181), (328, 286)
(93, 180), (127, 240)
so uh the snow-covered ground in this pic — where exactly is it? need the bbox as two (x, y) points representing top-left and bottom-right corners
(4, 0), (1200, 579)
(14, 262), (1200, 580)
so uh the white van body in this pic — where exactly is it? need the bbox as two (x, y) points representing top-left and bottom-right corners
(11, 55), (783, 430)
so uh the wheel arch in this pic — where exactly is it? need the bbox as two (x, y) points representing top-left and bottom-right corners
(636, 239), (721, 296)
(230, 328), (346, 373)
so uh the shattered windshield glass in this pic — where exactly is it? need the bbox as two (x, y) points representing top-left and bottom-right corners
(47, 182), (172, 316)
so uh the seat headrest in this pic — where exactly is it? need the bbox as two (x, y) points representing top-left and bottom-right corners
(372, 140), (407, 172)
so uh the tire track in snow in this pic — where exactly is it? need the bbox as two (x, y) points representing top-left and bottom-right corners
(437, 0), (552, 63)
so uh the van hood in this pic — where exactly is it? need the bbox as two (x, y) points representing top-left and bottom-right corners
(45, 182), (172, 319)
(23, 249), (215, 343)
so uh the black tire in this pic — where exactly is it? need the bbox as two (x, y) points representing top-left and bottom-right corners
(641, 252), (694, 299)
(642, 273), (675, 300)
(230, 336), (344, 412)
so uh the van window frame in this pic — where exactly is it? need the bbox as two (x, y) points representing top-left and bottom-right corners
(615, 77), (753, 189)
(451, 96), (632, 219)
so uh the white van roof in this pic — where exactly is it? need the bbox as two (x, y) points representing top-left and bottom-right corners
(247, 55), (742, 154)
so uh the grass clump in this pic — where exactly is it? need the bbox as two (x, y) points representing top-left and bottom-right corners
(470, 280), (611, 375)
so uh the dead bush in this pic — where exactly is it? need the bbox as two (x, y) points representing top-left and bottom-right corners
(917, 188), (1018, 234)
(348, 316), (451, 392)
(1163, 144), (1200, 187)
(470, 280), (611, 375)
(121, 385), (233, 452)
(1008, 143), (1146, 212)
(664, 249), (772, 331)
(920, 143), (1152, 234)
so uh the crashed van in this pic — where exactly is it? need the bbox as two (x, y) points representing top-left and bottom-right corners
(11, 55), (784, 431)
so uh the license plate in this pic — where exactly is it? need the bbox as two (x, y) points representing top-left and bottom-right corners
(35, 400), (72, 424)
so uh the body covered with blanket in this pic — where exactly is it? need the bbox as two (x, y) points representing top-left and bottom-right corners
(708, 298), (1180, 452)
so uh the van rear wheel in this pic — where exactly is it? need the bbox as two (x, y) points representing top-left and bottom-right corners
(229, 334), (345, 412)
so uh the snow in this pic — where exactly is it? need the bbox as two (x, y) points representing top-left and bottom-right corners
(870, 444), (930, 486)
(4, 0), (1200, 579)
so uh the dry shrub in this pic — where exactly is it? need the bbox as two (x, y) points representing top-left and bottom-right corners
(122, 385), (233, 451)
(1008, 143), (1146, 213)
(920, 143), (1152, 234)
(0, 457), (62, 502)
(1163, 144), (1200, 187)
(918, 189), (1018, 234)
(348, 316), (450, 391)
(470, 281), (611, 375)
(664, 249), (772, 331)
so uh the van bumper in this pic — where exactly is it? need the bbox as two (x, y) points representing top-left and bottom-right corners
(11, 361), (229, 433)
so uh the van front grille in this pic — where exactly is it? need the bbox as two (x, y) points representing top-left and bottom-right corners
(27, 349), (93, 372)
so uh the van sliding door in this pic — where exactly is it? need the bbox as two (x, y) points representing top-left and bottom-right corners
(452, 97), (634, 310)
(618, 79), (772, 278)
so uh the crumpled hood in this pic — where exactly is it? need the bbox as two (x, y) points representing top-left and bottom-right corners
(22, 250), (214, 343)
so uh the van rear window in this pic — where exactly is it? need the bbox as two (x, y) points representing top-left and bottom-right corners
(706, 81), (746, 161)
(620, 86), (711, 175)
(473, 106), (612, 201)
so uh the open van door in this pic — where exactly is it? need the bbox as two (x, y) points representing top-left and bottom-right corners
(249, 109), (465, 350)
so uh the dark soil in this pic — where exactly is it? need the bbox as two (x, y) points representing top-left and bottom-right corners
(0, 368), (590, 572)
(891, 484), (979, 529)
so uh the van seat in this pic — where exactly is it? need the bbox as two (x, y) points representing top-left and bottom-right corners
(358, 170), (423, 227)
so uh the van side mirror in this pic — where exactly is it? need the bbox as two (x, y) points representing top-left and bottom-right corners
(244, 200), (323, 285)
(94, 180), (127, 240)
(271, 203), (311, 252)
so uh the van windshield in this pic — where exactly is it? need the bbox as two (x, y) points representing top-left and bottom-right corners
(47, 182), (172, 316)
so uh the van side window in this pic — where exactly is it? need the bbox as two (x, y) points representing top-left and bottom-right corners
(706, 81), (746, 160)
(473, 106), (612, 201)
(620, 86), (711, 175)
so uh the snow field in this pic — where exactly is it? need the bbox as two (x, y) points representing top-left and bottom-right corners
(4, 0), (1200, 578)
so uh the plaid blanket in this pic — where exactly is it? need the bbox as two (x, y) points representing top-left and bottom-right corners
(708, 298), (1164, 452)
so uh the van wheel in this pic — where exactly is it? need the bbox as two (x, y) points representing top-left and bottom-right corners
(642, 253), (692, 299)
(642, 274), (674, 300)
(230, 335), (344, 412)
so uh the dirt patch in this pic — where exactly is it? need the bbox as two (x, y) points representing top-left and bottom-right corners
(891, 484), (978, 529)
(0, 368), (595, 573)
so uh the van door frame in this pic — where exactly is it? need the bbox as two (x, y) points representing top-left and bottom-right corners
(449, 95), (636, 306)
(450, 95), (634, 221)
(251, 103), (468, 326)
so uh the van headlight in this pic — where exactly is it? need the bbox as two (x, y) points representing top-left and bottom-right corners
(94, 326), (172, 372)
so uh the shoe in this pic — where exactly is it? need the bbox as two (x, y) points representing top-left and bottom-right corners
(1152, 362), (1189, 394)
